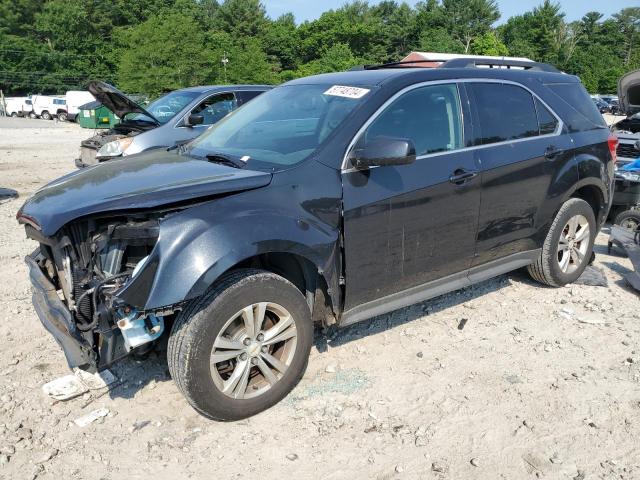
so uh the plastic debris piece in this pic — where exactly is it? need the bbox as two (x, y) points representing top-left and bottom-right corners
(74, 368), (117, 390)
(73, 408), (109, 427)
(42, 375), (88, 400)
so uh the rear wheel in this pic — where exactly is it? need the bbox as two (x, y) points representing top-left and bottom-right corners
(614, 209), (640, 231)
(167, 269), (313, 421)
(528, 198), (596, 287)
(10, 112), (17, 118)
(57, 111), (67, 122)
(41, 110), (51, 120)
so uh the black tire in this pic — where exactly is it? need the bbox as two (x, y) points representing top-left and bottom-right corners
(29, 112), (36, 119)
(57, 111), (67, 122)
(614, 209), (640, 230)
(528, 198), (596, 287)
(167, 269), (313, 421)
(41, 110), (51, 120)
(10, 112), (17, 118)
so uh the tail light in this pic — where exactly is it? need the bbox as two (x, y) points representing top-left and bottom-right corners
(608, 134), (619, 165)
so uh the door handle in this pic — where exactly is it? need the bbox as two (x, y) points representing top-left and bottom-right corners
(449, 168), (478, 185)
(544, 145), (563, 160)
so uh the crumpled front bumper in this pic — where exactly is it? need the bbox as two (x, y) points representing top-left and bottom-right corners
(25, 253), (96, 371)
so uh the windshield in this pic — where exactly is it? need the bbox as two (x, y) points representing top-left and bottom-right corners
(186, 84), (371, 169)
(127, 90), (199, 124)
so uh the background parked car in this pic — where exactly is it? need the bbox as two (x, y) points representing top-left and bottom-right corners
(65, 90), (96, 122)
(76, 81), (271, 167)
(31, 95), (67, 120)
(592, 96), (611, 114)
(611, 69), (640, 165)
(3, 97), (32, 117)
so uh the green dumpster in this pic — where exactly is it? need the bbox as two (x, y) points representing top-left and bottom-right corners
(77, 100), (120, 129)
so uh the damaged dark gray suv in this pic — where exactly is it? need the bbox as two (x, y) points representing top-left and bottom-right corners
(18, 57), (617, 420)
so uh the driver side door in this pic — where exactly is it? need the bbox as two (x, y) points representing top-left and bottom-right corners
(342, 82), (481, 313)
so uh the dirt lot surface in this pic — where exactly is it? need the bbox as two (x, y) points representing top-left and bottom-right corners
(0, 117), (639, 480)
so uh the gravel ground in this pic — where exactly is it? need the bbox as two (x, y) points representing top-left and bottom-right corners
(0, 117), (639, 480)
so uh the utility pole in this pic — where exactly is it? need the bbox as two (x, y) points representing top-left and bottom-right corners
(221, 52), (229, 84)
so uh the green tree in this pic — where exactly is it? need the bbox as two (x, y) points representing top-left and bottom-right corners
(115, 13), (211, 95)
(289, 43), (361, 79)
(471, 31), (508, 56)
(499, 0), (565, 63)
(441, 0), (500, 53)
(212, 0), (267, 37)
(613, 8), (640, 66)
(261, 13), (300, 72)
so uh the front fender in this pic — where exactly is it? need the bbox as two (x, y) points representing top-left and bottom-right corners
(116, 163), (343, 311)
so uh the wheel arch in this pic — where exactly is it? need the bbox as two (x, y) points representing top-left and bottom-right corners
(563, 178), (608, 228)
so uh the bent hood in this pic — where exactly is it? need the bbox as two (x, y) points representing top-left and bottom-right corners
(88, 81), (159, 124)
(18, 150), (272, 236)
(619, 69), (640, 115)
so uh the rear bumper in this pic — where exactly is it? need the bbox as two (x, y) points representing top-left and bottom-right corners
(25, 253), (96, 370)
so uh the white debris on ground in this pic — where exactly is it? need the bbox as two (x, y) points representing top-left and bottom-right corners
(42, 369), (117, 401)
(0, 118), (639, 479)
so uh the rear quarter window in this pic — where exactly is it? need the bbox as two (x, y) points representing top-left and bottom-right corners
(544, 82), (606, 132)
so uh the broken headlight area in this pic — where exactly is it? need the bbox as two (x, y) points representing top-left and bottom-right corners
(26, 215), (174, 370)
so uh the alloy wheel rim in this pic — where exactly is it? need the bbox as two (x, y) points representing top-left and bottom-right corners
(557, 214), (590, 274)
(210, 302), (297, 400)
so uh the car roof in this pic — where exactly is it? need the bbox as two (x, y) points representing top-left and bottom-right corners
(176, 85), (272, 94)
(284, 67), (577, 88)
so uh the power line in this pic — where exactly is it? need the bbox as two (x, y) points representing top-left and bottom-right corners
(0, 48), (101, 59)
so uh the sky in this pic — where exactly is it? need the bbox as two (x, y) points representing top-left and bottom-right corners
(262, 0), (637, 24)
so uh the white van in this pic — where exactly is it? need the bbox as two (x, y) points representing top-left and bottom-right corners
(65, 90), (95, 121)
(31, 95), (68, 121)
(3, 97), (32, 117)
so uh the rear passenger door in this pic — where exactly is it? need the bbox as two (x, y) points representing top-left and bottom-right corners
(342, 83), (481, 310)
(465, 82), (575, 267)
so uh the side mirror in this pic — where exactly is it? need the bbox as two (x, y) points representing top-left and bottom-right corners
(349, 137), (416, 169)
(185, 114), (204, 127)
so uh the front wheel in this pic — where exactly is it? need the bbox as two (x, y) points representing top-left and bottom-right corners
(10, 112), (17, 118)
(41, 111), (51, 120)
(167, 269), (313, 421)
(528, 198), (596, 287)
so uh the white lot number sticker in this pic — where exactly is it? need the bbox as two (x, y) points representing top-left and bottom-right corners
(324, 85), (370, 99)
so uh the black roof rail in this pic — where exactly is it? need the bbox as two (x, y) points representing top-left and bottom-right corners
(349, 57), (559, 73)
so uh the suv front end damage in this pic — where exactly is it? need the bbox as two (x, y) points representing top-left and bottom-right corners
(23, 216), (171, 371)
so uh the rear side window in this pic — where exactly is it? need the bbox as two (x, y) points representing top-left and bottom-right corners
(468, 83), (539, 145)
(544, 82), (606, 131)
(236, 90), (263, 106)
(362, 83), (463, 156)
(535, 98), (558, 135)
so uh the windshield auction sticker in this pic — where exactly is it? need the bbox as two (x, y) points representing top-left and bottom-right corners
(323, 85), (370, 99)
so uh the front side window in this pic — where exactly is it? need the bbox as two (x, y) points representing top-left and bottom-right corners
(191, 93), (237, 125)
(186, 84), (369, 169)
(358, 83), (463, 156)
(469, 83), (539, 145)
